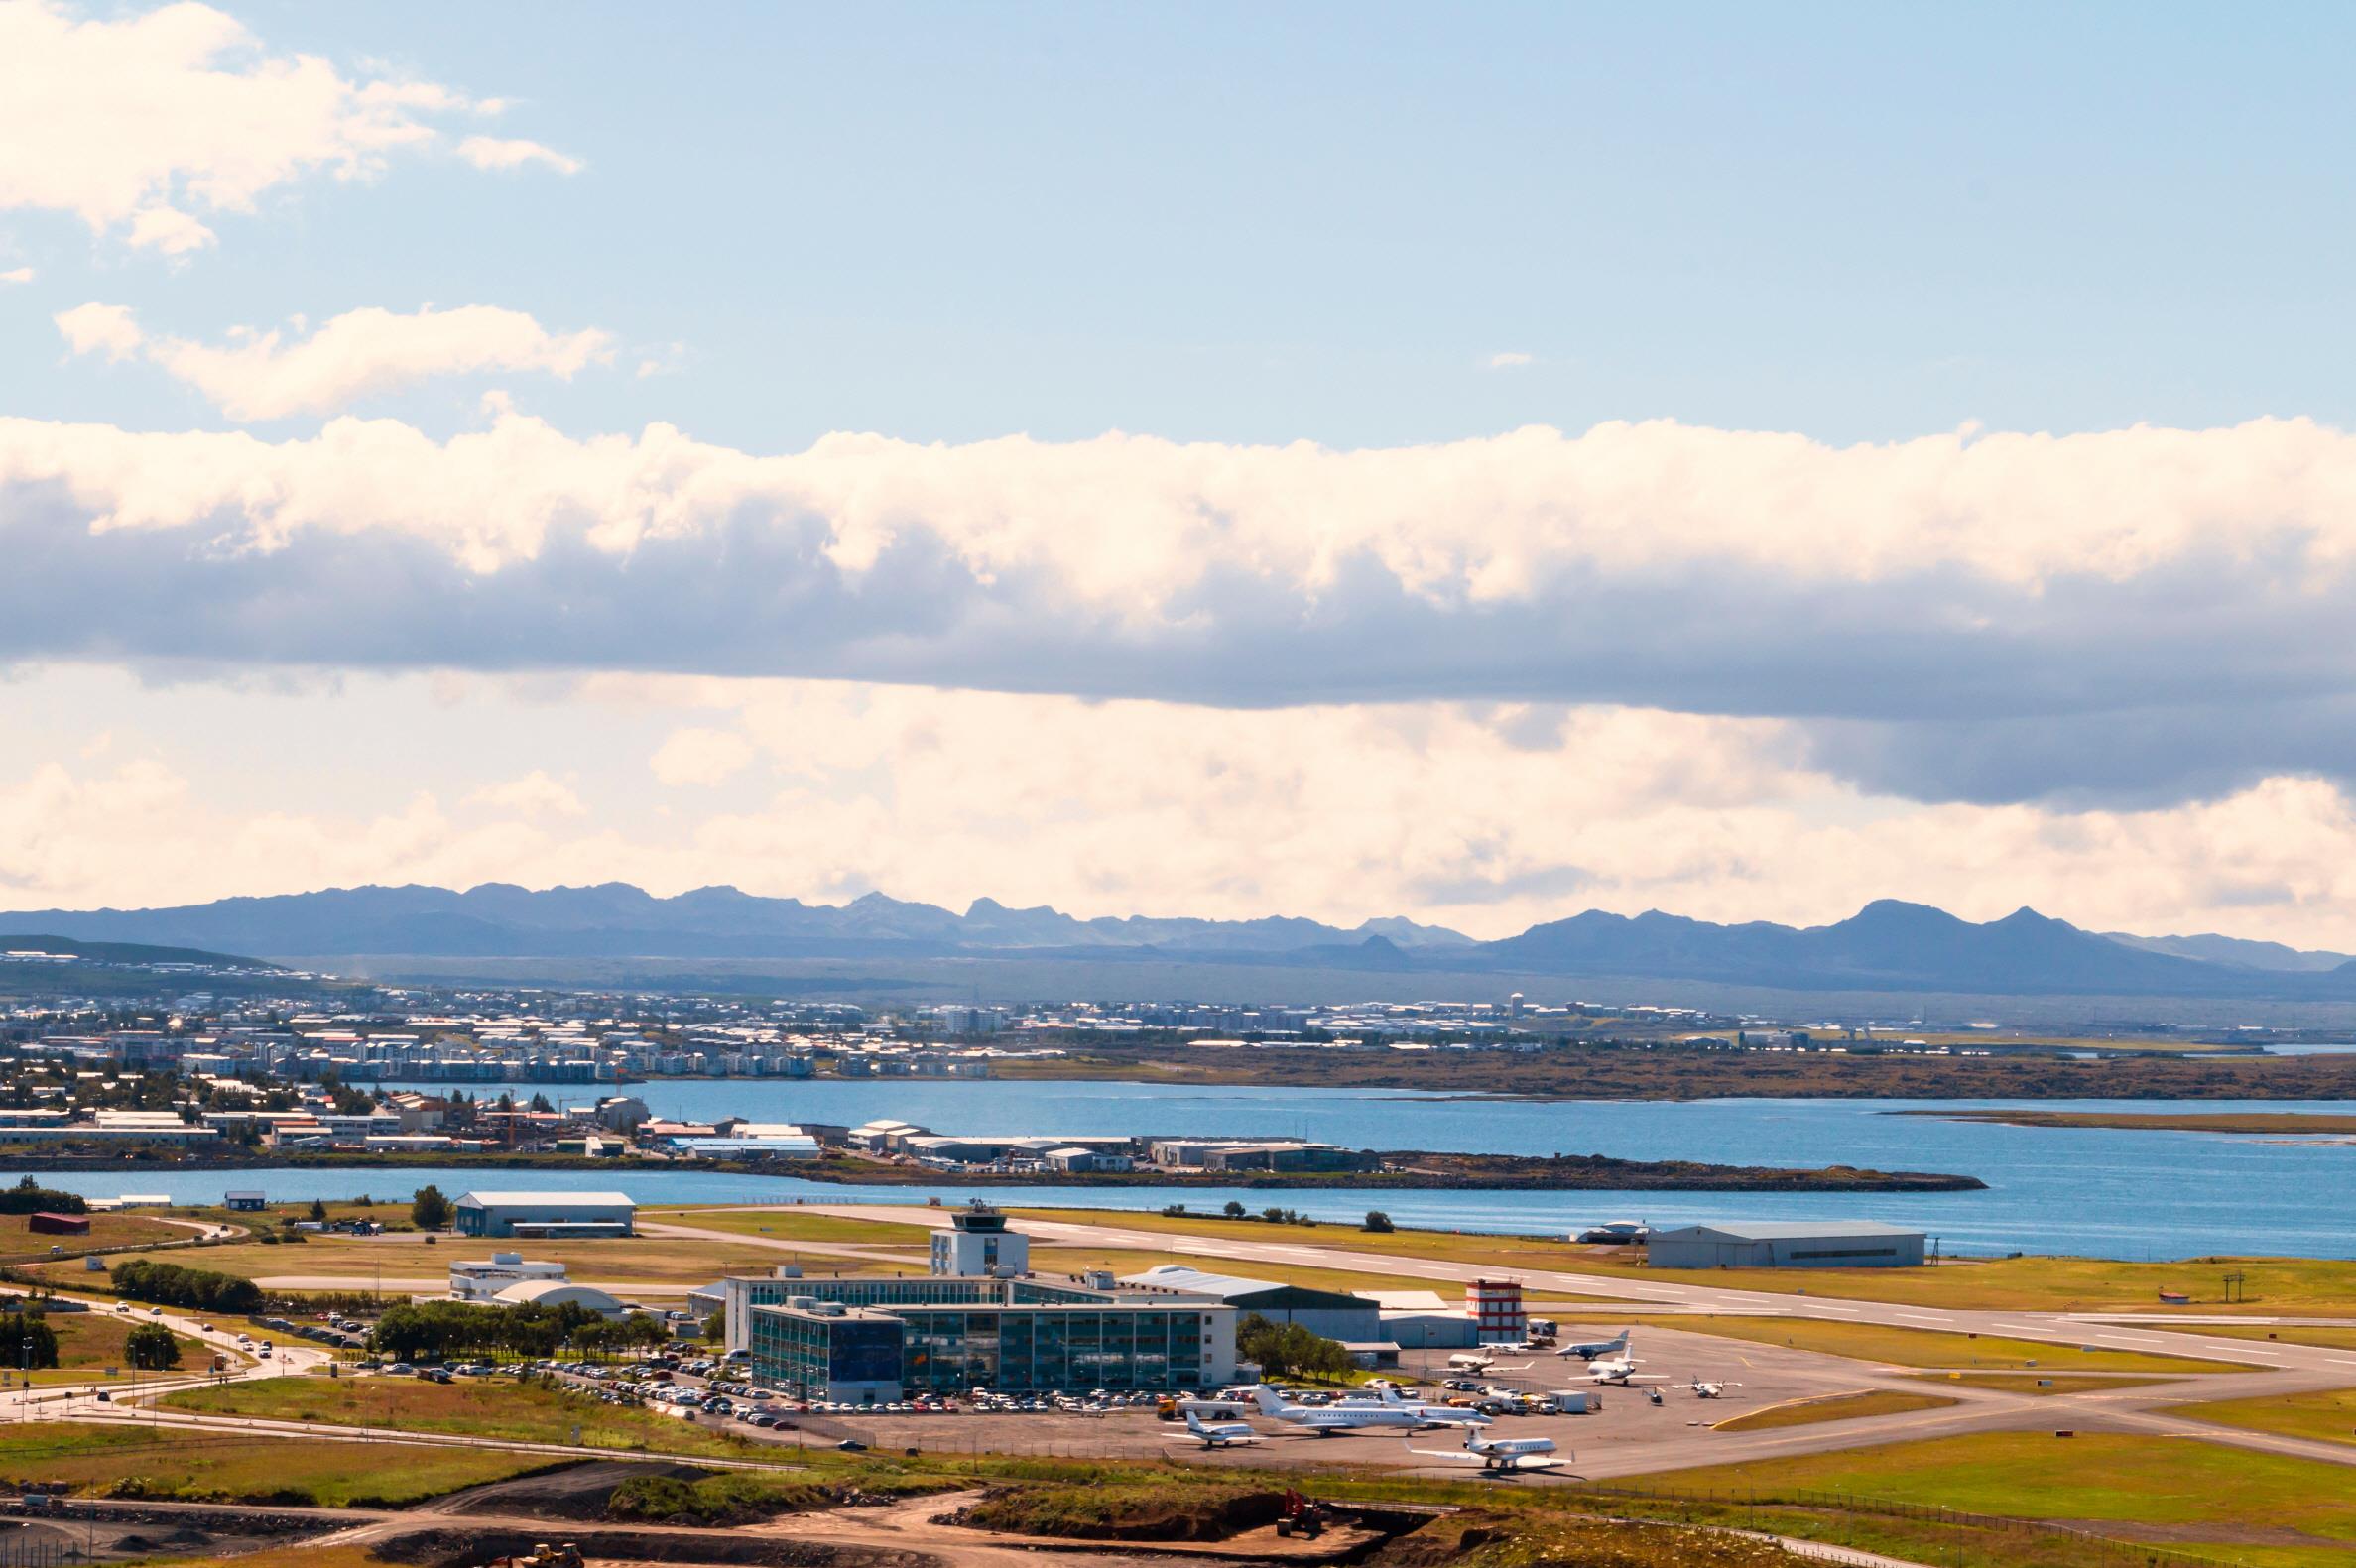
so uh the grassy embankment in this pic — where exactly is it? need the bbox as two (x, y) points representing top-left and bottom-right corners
(0, 1422), (552, 1507)
(1007, 1206), (2356, 1314)
(1615, 1314), (2246, 1374)
(161, 1374), (763, 1460)
(1709, 1390), (1958, 1431)
(1624, 1429), (2356, 1567)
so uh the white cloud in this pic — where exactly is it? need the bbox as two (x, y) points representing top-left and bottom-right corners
(55, 302), (613, 418)
(11, 410), (2356, 809)
(53, 302), (143, 360)
(467, 769), (585, 817)
(0, 2), (562, 253)
(454, 135), (582, 176)
(0, 266), (32, 285)
(1487, 350), (1535, 369)
(650, 727), (754, 786)
(14, 673), (2356, 954)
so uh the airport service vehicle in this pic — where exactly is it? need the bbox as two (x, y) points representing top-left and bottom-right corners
(1251, 1386), (1427, 1435)
(1543, 1389), (1600, 1414)
(1556, 1330), (1632, 1362)
(1690, 1378), (1742, 1399)
(1406, 1427), (1564, 1473)
(1273, 1491), (1331, 1539)
(1167, 1408), (1262, 1448)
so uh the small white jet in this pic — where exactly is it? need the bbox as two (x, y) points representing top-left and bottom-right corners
(1251, 1386), (1426, 1435)
(1689, 1378), (1743, 1399)
(1582, 1351), (1666, 1387)
(1555, 1329), (1632, 1362)
(1168, 1408), (1261, 1448)
(1405, 1428), (1564, 1474)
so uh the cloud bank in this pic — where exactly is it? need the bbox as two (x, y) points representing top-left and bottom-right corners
(7, 410), (2356, 808)
(56, 302), (613, 418)
(0, 1), (575, 253)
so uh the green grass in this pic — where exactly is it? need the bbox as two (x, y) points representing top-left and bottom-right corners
(1619, 1314), (2244, 1374)
(2172, 1387), (2356, 1451)
(0, 1212), (186, 1264)
(0, 1421), (551, 1507)
(641, 1207), (936, 1247)
(160, 1373), (761, 1459)
(1623, 1430), (2356, 1567)
(80, 1229), (799, 1293)
(1710, 1389), (1957, 1431)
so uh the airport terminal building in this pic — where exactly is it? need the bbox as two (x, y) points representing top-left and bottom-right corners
(1644, 1220), (1926, 1269)
(731, 1273), (1239, 1401)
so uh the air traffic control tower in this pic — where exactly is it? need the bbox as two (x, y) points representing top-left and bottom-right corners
(930, 1201), (1031, 1277)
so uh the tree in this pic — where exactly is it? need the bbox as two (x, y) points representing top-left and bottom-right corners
(700, 1311), (725, 1343)
(1362, 1210), (1394, 1233)
(124, 1322), (181, 1371)
(528, 1091), (555, 1114)
(309, 1198), (328, 1223)
(1221, 1201), (1247, 1220)
(1235, 1313), (1351, 1383)
(0, 1312), (59, 1371)
(410, 1185), (452, 1231)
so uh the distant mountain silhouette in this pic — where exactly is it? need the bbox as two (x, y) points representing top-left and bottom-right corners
(4, 884), (2350, 999)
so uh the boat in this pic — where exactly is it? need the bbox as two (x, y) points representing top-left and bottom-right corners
(2157, 1289), (2191, 1304)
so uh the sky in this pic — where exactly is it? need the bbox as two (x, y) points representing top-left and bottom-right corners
(6, 1), (2356, 944)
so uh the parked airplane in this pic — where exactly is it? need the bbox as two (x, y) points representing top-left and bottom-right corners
(1357, 1386), (1493, 1426)
(1689, 1378), (1742, 1399)
(1251, 1386), (1426, 1435)
(1405, 1428), (1563, 1473)
(1446, 1351), (1537, 1373)
(1582, 1350), (1665, 1386)
(1168, 1408), (1261, 1448)
(1555, 1330), (1632, 1361)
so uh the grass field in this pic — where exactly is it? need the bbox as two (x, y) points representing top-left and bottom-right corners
(0, 1212), (186, 1264)
(162, 1373), (761, 1458)
(641, 1207), (935, 1247)
(1904, 1372), (2174, 1396)
(1005, 1207), (2356, 1314)
(1627, 1430), (2356, 1567)
(0, 1422), (551, 1507)
(84, 1230), (806, 1293)
(1710, 1390), (1957, 1431)
(2173, 1387), (2356, 1451)
(1619, 1315), (2244, 1374)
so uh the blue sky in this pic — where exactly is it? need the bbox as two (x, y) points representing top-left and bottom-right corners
(17, 3), (2356, 449)
(8, 1), (2356, 945)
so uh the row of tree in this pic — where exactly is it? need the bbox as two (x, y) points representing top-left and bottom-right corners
(368, 1299), (669, 1362)
(0, 1177), (87, 1216)
(108, 1259), (263, 1314)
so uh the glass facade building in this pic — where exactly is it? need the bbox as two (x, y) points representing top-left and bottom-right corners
(735, 1275), (1235, 1400)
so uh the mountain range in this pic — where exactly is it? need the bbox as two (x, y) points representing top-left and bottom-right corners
(7, 883), (2356, 1000)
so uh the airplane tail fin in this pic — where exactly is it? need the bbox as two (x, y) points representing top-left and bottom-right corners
(1251, 1386), (1287, 1416)
(1185, 1408), (1207, 1433)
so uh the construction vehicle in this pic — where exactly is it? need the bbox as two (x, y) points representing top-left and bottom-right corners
(1273, 1490), (1331, 1540)
(478, 1545), (582, 1568)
